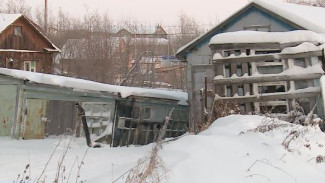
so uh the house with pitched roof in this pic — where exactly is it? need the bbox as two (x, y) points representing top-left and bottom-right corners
(176, 0), (325, 131)
(0, 14), (60, 73)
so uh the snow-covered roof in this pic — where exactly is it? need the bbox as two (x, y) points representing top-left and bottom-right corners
(176, 0), (325, 57)
(0, 68), (188, 104)
(210, 30), (325, 45)
(253, 0), (325, 33)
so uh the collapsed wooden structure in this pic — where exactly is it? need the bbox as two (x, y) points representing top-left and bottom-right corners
(0, 68), (188, 146)
(210, 31), (324, 118)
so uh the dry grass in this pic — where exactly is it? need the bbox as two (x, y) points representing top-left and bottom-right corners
(197, 96), (241, 133)
(122, 109), (174, 183)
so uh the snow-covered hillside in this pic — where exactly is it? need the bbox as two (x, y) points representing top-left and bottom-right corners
(1, 115), (325, 183)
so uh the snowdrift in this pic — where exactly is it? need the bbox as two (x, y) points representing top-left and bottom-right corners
(1, 115), (325, 183)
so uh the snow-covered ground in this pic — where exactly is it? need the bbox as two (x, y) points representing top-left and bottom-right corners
(1, 115), (325, 183)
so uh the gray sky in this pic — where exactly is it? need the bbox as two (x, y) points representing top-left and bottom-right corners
(24, 0), (282, 25)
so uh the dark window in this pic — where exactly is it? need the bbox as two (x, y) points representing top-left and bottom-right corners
(246, 49), (251, 56)
(238, 85), (244, 96)
(225, 63), (230, 78)
(258, 85), (285, 94)
(255, 50), (281, 55)
(234, 50), (241, 56)
(14, 26), (22, 36)
(294, 58), (306, 68)
(236, 63), (243, 77)
(226, 85), (232, 97)
(223, 50), (231, 57)
(24, 62), (30, 71)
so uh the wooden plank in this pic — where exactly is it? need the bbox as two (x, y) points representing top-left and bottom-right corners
(245, 103), (252, 113)
(257, 81), (286, 86)
(255, 62), (283, 67)
(210, 42), (280, 50)
(215, 63), (224, 76)
(213, 54), (276, 64)
(214, 73), (322, 85)
(230, 63), (238, 96)
(242, 63), (251, 96)
(280, 50), (322, 59)
(216, 90), (320, 103)
(145, 125), (150, 145)
(212, 50), (322, 63)
(259, 101), (287, 106)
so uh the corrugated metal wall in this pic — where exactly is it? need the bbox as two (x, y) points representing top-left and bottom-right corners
(0, 84), (17, 136)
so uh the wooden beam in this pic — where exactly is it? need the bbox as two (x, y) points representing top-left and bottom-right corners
(259, 101), (287, 106)
(214, 73), (322, 85)
(216, 90), (320, 103)
(213, 50), (323, 64)
(210, 42), (280, 50)
(255, 62), (283, 67)
(213, 54), (276, 64)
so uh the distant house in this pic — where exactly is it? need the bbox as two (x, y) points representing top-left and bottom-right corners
(115, 25), (168, 39)
(0, 14), (60, 73)
(0, 68), (188, 146)
(176, 0), (325, 131)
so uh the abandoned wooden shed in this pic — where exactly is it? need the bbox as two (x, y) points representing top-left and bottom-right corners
(176, 0), (325, 130)
(210, 30), (324, 119)
(0, 68), (188, 146)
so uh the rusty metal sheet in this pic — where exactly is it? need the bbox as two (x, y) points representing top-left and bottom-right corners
(0, 85), (17, 136)
(23, 99), (47, 139)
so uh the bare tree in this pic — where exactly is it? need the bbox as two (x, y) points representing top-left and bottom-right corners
(1, 0), (32, 18)
(286, 0), (325, 7)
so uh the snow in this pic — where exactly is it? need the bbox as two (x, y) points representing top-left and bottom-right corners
(253, 0), (325, 33)
(210, 30), (325, 45)
(0, 68), (188, 105)
(212, 52), (222, 60)
(281, 42), (321, 54)
(1, 115), (325, 182)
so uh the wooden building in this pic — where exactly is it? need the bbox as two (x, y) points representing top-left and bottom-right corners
(210, 31), (324, 118)
(0, 68), (187, 146)
(176, 0), (325, 131)
(0, 14), (60, 73)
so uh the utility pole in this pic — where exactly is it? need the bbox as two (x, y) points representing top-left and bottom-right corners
(44, 0), (48, 34)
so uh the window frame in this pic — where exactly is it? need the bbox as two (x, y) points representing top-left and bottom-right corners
(14, 26), (22, 37)
(24, 61), (36, 72)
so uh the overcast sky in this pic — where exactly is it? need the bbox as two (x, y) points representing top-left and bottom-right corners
(23, 0), (283, 25)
